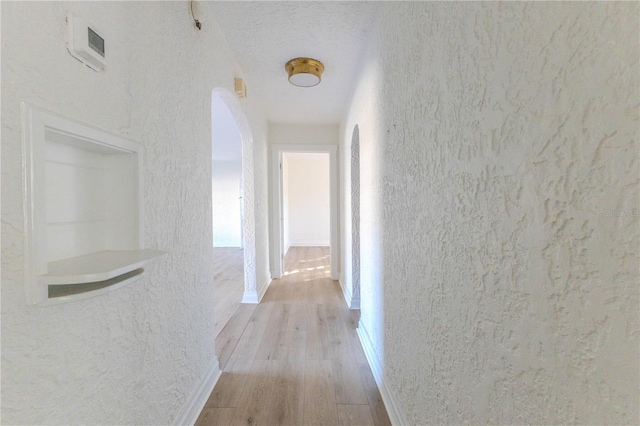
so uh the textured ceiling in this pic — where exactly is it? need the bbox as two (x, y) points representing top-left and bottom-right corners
(207, 1), (379, 124)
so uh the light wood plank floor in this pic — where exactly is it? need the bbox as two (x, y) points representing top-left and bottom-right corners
(213, 248), (245, 338)
(199, 247), (391, 426)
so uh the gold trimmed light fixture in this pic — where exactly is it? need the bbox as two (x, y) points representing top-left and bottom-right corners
(285, 57), (324, 87)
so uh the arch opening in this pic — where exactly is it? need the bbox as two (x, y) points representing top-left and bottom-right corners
(211, 87), (257, 315)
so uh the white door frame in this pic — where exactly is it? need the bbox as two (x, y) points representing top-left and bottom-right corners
(271, 144), (339, 280)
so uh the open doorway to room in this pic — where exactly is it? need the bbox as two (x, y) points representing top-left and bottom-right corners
(211, 93), (245, 336)
(281, 152), (331, 276)
(271, 145), (339, 281)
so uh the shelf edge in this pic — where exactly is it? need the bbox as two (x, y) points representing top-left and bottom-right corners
(38, 250), (166, 285)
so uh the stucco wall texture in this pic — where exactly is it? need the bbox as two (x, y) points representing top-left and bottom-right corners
(1, 2), (268, 423)
(342, 2), (638, 424)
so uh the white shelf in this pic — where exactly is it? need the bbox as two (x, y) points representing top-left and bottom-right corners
(39, 249), (166, 285)
(22, 104), (163, 305)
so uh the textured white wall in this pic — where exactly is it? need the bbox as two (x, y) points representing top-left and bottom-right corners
(1, 2), (268, 423)
(269, 123), (339, 146)
(341, 36), (385, 350)
(213, 160), (242, 247)
(342, 2), (639, 424)
(212, 96), (242, 162)
(285, 154), (330, 246)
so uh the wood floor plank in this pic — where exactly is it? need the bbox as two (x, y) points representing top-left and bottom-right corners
(283, 246), (298, 272)
(216, 304), (257, 369)
(332, 357), (368, 405)
(358, 362), (392, 426)
(212, 248), (244, 337)
(337, 405), (375, 426)
(230, 302), (274, 359)
(309, 278), (341, 305)
(264, 357), (305, 425)
(231, 359), (279, 425)
(261, 277), (284, 302)
(306, 304), (330, 360)
(205, 355), (253, 408)
(195, 407), (235, 426)
(207, 304), (273, 408)
(327, 305), (353, 360)
(288, 302), (308, 351)
(201, 247), (391, 425)
(344, 310), (368, 365)
(255, 303), (291, 360)
(286, 277), (309, 304)
(303, 360), (339, 425)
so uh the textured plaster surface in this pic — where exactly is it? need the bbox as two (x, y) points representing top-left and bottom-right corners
(208, 1), (378, 123)
(1, 2), (268, 423)
(350, 126), (361, 305)
(269, 123), (340, 147)
(342, 2), (639, 424)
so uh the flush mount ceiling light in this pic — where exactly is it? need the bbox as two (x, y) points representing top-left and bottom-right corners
(285, 57), (324, 87)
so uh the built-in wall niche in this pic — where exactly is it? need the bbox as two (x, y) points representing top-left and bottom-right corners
(22, 104), (165, 305)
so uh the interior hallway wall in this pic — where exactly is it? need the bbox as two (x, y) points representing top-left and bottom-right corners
(269, 123), (339, 147)
(341, 2), (639, 424)
(1, 2), (269, 423)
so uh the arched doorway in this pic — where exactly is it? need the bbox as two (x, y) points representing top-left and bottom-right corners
(211, 88), (257, 331)
(212, 96), (243, 248)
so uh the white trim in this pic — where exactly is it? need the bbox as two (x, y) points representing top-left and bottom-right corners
(271, 144), (339, 281)
(173, 357), (221, 426)
(357, 320), (408, 426)
(338, 275), (360, 310)
(257, 273), (272, 301)
(288, 242), (330, 247)
(338, 276), (351, 308)
(338, 277), (349, 305)
(241, 290), (258, 304)
(349, 296), (360, 310)
(242, 273), (271, 304)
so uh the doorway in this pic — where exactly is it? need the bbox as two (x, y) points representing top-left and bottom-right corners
(211, 93), (244, 335)
(271, 145), (339, 280)
(211, 88), (258, 338)
(282, 152), (330, 254)
(212, 96), (242, 248)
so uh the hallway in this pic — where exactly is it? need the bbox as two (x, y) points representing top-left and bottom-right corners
(212, 248), (245, 337)
(197, 247), (391, 425)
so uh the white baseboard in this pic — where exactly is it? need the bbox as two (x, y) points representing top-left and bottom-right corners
(257, 272), (272, 301)
(174, 357), (221, 426)
(242, 273), (272, 304)
(242, 290), (259, 304)
(338, 276), (360, 309)
(339, 275), (349, 305)
(357, 320), (407, 426)
(350, 296), (360, 309)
